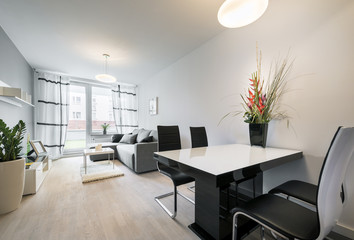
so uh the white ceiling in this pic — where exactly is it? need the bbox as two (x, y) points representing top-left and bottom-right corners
(0, 0), (225, 84)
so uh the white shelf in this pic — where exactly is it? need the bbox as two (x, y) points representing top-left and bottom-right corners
(24, 155), (52, 195)
(0, 96), (34, 107)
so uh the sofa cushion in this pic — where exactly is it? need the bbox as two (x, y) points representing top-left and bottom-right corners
(112, 134), (124, 143)
(132, 129), (140, 135)
(149, 130), (158, 142)
(119, 134), (137, 144)
(137, 129), (151, 143)
(140, 136), (153, 142)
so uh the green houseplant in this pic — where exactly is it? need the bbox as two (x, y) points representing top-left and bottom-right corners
(0, 119), (27, 214)
(221, 48), (294, 147)
(101, 123), (110, 135)
(0, 119), (26, 161)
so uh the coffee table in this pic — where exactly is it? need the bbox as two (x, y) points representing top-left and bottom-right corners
(83, 148), (115, 174)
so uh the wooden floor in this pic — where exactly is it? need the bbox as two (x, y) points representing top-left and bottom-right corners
(0, 156), (268, 240)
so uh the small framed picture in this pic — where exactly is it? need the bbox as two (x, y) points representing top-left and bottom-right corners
(29, 140), (47, 156)
(149, 97), (158, 115)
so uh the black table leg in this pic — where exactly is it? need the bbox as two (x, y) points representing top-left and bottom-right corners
(188, 173), (263, 240)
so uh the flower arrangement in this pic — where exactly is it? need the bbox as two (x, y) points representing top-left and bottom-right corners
(222, 47), (294, 124)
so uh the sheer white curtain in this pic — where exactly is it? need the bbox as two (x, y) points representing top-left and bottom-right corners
(35, 72), (70, 159)
(112, 85), (138, 134)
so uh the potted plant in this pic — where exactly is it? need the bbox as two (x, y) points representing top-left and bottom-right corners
(221, 47), (294, 147)
(101, 123), (110, 135)
(0, 119), (26, 214)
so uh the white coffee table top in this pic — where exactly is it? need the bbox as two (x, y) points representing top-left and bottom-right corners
(83, 148), (114, 156)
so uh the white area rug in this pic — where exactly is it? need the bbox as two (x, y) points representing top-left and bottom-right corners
(80, 161), (124, 183)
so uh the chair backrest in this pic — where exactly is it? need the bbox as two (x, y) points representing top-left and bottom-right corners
(157, 125), (181, 152)
(190, 127), (208, 148)
(316, 127), (354, 239)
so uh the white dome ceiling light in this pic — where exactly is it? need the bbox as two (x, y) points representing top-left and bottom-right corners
(95, 54), (117, 83)
(218, 0), (268, 28)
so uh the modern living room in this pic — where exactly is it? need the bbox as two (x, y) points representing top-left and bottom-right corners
(1, 0), (354, 240)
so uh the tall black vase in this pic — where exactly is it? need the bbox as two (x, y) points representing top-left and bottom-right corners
(249, 123), (268, 148)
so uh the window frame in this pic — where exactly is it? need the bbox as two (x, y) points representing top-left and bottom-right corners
(64, 80), (118, 154)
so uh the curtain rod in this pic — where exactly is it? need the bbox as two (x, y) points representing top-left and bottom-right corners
(34, 68), (137, 87)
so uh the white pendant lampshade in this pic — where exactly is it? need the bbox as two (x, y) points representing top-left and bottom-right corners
(95, 54), (117, 83)
(218, 0), (268, 28)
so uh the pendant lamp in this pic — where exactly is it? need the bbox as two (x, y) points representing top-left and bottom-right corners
(95, 54), (117, 83)
(218, 0), (268, 28)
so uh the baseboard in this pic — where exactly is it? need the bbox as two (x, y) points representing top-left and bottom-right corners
(332, 223), (354, 239)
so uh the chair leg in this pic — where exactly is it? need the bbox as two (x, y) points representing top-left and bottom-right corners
(253, 177), (256, 198)
(260, 226), (265, 240)
(177, 190), (195, 205)
(155, 186), (177, 218)
(232, 212), (239, 240)
(187, 185), (195, 193)
(233, 212), (288, 240)
(270, 230), (279, 239)
(235, 183), (239, 206)
(155, 185), (195, 219)
(226, 187), (230, 210)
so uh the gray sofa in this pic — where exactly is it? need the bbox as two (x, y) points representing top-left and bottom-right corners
(88, 129), (158, 173)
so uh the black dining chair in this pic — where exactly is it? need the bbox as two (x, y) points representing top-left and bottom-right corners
(233, 165), (259, 206)
(268, 127), (346, 207)
(231, 126), (354, 240)
(154, 125), (195, 219)
(190, 126), (208, 148)
(188, 127), (209, 193)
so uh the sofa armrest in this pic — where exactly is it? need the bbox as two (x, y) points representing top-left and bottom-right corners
(134, 142), (158, 173)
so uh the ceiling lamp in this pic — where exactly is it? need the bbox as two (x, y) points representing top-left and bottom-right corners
(95, 54), (117, 83)
(218, 0), (268, 28)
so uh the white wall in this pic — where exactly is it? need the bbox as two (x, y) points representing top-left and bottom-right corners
(0, 25), (34, 149)
(138, 0), (354, 236)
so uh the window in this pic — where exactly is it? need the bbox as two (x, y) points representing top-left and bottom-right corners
(65, 82), (135, 153)
(71, 96), (81, 105)
(91, 87), (115, 134)
(65, 85), (86, 150)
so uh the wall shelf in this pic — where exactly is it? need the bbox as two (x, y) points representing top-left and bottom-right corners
(0, 95), (34, 107)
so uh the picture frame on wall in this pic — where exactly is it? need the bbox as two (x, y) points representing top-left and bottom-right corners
(149, 97), (158, 115)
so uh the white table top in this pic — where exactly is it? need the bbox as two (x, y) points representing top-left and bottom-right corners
(154, 144), (302, 176)
(83, 148), (114, 156)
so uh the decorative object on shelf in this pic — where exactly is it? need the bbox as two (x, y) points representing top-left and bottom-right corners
(0, 119), (26, 214)
(218, 0), (268, 28)
(101, 123), (110, 135)
(29, 140), (47, 156)
(220, 46), (294, 147)
(149, 97), (158, 115)
(0, 86), (33, 107)
(95, 54), (117, 83)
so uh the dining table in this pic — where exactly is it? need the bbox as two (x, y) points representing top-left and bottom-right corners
(153, 144), (303, 240)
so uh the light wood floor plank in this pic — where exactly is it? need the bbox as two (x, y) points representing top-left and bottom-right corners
(0, 157), (199, 240)
(0, 156), (275, 240)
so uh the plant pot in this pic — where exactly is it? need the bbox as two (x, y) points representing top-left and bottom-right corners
(0, 158), (25, 214)
(249, 123), (268, 148)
